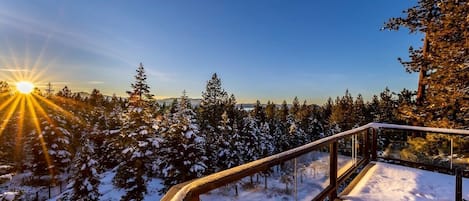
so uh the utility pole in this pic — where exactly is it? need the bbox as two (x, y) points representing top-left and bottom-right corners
(45, 82), (54, 97)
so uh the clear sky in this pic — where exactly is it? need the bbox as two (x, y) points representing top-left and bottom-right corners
(0, 0), (422, 104)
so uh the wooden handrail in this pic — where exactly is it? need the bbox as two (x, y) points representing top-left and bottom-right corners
(162, 123), (469, 201)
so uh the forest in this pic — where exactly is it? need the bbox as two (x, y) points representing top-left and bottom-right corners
(0, 64), (418, 200)
(0, 0), (467, 200)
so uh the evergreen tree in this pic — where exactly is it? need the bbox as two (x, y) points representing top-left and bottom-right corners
(216, 111), (240, 171)
(114, 63), (158, 201)
(265, 101), (277, 122)
(378, 87), (397, 123)
(70, 138), (101, 201)
(198, 73), (228, 140)
(57, 86), (72, 98)
(158, 92), (207, 192)
(384, 0), (468, 128)
(289, 97), (300, 120)
(198, 73), (229, 172)
(353, 94), (367, 126)
(278, 100), (289, 123)
(126, 62), (154, 105)
(88, 89), (104, 106)
(240, 115), (261, 163)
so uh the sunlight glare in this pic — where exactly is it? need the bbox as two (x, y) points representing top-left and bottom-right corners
(16, 81), (34, 94)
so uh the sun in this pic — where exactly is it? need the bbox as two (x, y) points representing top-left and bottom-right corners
(16, 81), (35, 94)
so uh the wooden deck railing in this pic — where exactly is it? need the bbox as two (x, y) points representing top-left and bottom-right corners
(162, 123), (469, 201)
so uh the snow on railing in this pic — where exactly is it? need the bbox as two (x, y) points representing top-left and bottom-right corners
(162, 123), (469, 201)
(370, 122), (469, 135)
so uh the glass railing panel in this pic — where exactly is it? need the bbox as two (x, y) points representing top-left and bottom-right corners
(378, 129), (455, 170)
(200, 144), (331, 201)
(337, 131), (365, 178)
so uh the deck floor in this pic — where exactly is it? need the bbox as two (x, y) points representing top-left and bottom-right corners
(340, 162), (469, 201)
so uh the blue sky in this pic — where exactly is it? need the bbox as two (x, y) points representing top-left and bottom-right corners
(0, 1), (422, 103)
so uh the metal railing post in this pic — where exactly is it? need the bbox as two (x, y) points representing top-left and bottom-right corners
(329, 141), (338, 200)
(456, 168), (462, 201)
(371, 128), (377, 161)
(365, 129), (370, 161)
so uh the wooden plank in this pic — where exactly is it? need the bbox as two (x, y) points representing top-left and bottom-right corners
(339, 163), (376, 197)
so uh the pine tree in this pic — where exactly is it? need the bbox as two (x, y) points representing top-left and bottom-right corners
(127, 62), (154, 105)
(198, 73), (228, 141)
(329, 90), (355, 131)
(57, 86), (72, 98)
(28, 111), (72, 182)
(70, 138), (101, 201)
(158, 92), (207, 192)
(353, 94), (367, 126)
(240, 115), (261, 163)
(384, 0), (468, 128)
(89, 89), (104, 106)
(207, 111), (237, 171)
(198, 73), (229, 172)
(378, 87), (397, 123)
(265, 101), (277, 122)
(289, 97), (300, 121)
(114, 63), (158, 201)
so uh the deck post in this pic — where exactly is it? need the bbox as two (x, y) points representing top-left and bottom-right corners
(371, 128), (377, 161)
(329, 141), (338, 200)
(456, 168), (462, 201)
(365, 129), (370, 161)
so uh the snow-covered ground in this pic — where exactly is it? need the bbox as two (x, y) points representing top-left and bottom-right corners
(201, 151), (355, 201)
(0, 166), (165, 201)
(4, 157), (468, 200)
(97, 167), (163, 201)
(342, 162), (469, 201)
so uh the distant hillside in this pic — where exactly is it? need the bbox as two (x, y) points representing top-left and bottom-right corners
(156, 98), (202, 107)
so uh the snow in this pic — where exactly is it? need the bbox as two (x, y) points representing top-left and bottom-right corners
(98, 169), (164, 201)
(342, 162), (469, 201)
(369, 123), (469, 135)
(1, 191), (19, 201)
(200, 152), (353, 201)
(47, 167), (164, 201)
(0, 173), (14, 180)
(0, 165), (12, 170)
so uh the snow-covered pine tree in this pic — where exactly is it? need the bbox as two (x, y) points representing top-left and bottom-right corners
(28, 111), (72, 183)
(215, 111), (240, 171)
(368, 95), (380, 122)
(198, 73), (228, 172)
(378, 87), (397, 123)
(100, 101), (124, 170)
(258, 121), (274, 159)
(239, 115), (260, 163)
(286, 114), (306, 148)
(113, 62), (158, 201)
(158, 91), (207, 192)
(70, 137), (100, 201)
